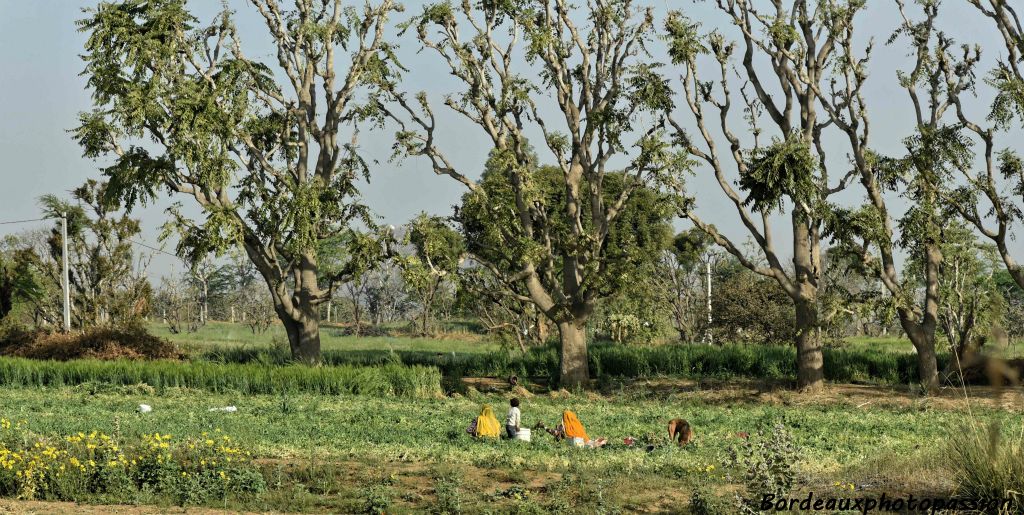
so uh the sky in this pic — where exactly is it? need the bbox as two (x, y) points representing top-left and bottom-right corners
(0, 0), (1020, 280)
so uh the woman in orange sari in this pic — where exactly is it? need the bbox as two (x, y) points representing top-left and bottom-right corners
(546, 410), (606, 447)
(561, 410), (588, 443)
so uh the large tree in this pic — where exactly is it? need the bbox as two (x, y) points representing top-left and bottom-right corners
(380, 0), (684, 385)
(664, 2), (859, 391)
(952, 0), (1024, 290)
(823, 1), (996, 389)
(75, 0), (399, 362)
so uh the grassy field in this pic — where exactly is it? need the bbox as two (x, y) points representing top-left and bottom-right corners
(1, 324), (1020, 512)
(150, 321), (499, 355)
(0, 381), (1020, 513)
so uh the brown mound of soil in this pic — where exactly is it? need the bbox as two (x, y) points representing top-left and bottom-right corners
(0, 325), (185, 361)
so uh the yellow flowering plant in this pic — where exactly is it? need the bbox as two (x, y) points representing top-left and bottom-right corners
(0, 420), (264, 505)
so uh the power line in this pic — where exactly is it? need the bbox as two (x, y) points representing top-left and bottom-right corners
(0, 217), (53, 226)
(127, 238), (181, 259)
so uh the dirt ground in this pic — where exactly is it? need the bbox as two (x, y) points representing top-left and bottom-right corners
(0, 499), (263, 514)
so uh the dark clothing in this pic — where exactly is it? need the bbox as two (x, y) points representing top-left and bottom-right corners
(506, 424), (518, 439)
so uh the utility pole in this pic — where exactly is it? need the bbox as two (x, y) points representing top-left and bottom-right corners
(704, 258), (712, 344)
(61, 212), (71, 332)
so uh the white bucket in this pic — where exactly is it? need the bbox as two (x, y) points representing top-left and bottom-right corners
(514, 428), (531, 442)
(571, 437), (585, 447)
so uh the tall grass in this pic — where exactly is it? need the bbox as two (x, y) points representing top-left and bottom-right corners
(947, 421), (1024, 508)
(200, 343), (943, 385)
(0, 357), (441, 397)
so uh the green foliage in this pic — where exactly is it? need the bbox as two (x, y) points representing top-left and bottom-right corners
(727, 422), (799, 512)
(0, 358), (442, 398)
(203, 339), (944, 386)
(0, 423), (264, 505)
(39, 180), (152, 328)
(0, 245), (45, 321)
(664, 12), (706, 65)
(460, 159), (674, 308)
(432, 473), (463, 514)
(740, 135), (820, 216)
(712, 265), (796, 345)
(986, 66), (1024, 130)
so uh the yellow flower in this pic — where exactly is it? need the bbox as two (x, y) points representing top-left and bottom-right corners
(205, 440), (214, 446)
(705, 465), (715, 472)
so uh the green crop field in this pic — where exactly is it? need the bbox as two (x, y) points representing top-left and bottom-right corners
(0, 381), (1020, 513)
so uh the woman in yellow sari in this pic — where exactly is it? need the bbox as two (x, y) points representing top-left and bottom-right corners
(470, 405), (501, 438)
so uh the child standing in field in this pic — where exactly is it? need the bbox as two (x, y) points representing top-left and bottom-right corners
(505, 398), (521, 439)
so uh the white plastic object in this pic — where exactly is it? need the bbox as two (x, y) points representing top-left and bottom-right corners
(514, 428), (531, 442)
(137, 404), (152, 413)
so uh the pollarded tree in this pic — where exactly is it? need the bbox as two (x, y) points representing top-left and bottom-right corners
(380, 1), (685, 385)
(74, 0), (400, 362)
(953, 0), (1024, 290)
(821, 1), (985, 389)
(664, 2), (861, 391)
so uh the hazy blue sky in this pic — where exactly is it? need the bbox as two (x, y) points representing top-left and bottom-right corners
(0, 0), (1019, 279)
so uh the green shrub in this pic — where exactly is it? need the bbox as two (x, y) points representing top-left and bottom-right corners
(433, 474), (463, 514)
(0, 358), (442, 397)
(0, 422), (264, 506)
(200, 341), (945, 386)
(727, 422), (799, 513)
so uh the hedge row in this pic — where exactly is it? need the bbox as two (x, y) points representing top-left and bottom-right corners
(0, 357), (442, 397)
(202, 343), (947, 386)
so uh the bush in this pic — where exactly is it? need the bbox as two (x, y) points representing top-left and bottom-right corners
(727, 422), (799, 513)
(433, 473), (463, 514)
(947, 421), (1024, 507)
(0, 420), (264, 505)
(201, 341), (944, 386)
(0, 358), (442, 397)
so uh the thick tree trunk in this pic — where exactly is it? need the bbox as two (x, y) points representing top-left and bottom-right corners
(904, 322), (938, 390)
(266, 251), (323, 364)
(794, 297), (824, 392)
(281, 309), (320, 364)
(557, 321), (589, 387)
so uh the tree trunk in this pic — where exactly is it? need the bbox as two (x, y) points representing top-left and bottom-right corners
(268, 252), (323, 364)
(535, 316), (549, 343)
(794, 297), (824, 392)
(353, 299), (361, 337)
(281, 309), (320, 364)
(557, 321), (589, 387)
(904, 323), (938, 390)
